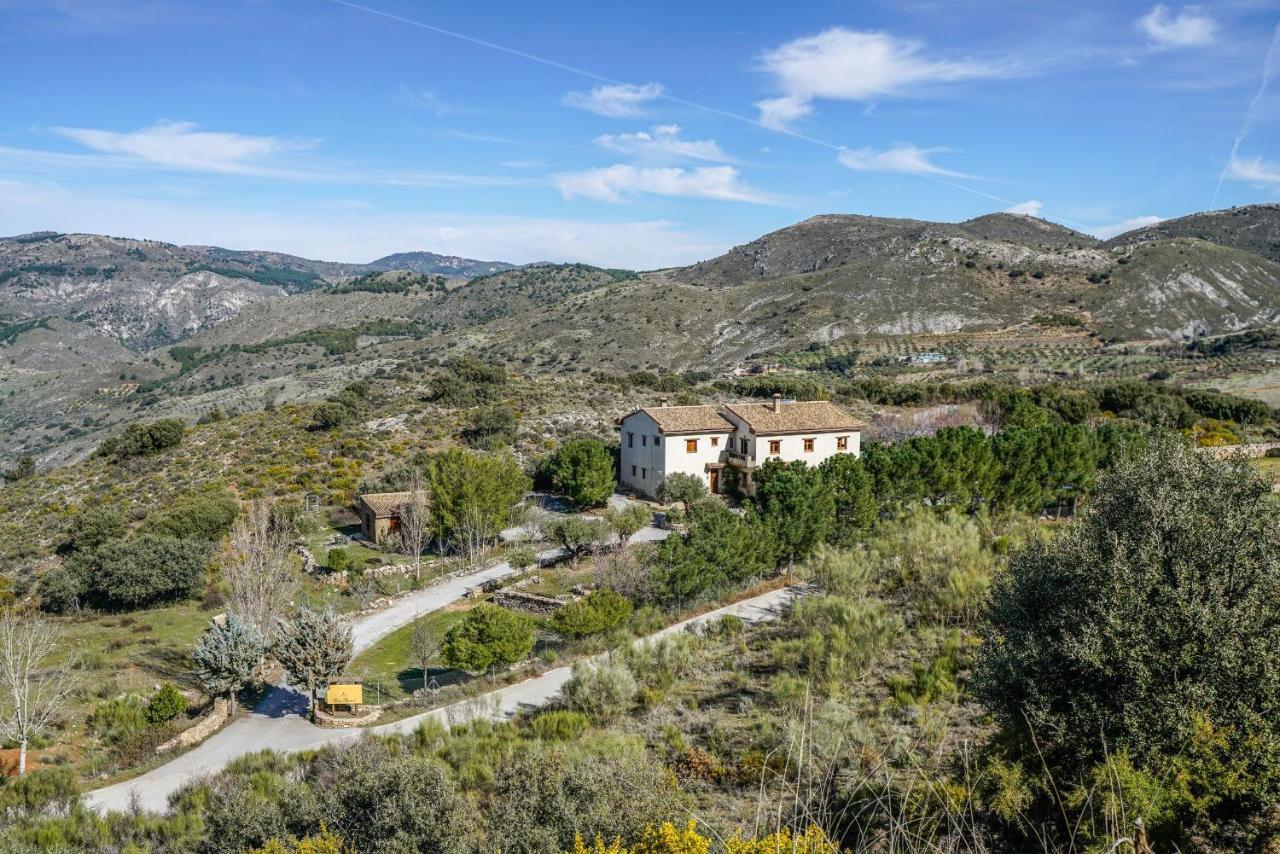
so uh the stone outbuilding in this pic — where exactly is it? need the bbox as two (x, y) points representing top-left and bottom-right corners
(358, 492), (413, 544)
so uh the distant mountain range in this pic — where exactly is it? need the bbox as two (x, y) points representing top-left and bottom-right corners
(1, 204), (1277, 466)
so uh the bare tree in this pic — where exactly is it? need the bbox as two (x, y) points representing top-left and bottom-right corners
(411, 620), (441, 691)
(0, 612), (77, 775)
(222, 500), (298, 641)
(397, 470), (430, 583)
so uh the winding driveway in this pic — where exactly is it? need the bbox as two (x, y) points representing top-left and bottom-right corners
(85, 525), (680, 814)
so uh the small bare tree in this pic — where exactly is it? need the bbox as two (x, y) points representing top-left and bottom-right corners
(222, 500), (299, 642)
(397, 470), (430, 583)
(411, 620), (441, 691)
(0, 612), (77, 775)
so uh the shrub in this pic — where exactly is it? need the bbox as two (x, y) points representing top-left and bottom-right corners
(89, 695), (148, 745)
(529, 710), (589, 741)
(550, 590), (633, 639)
(65, 505), (125, 553)
(544, 516), (610, 558)
(88, 534), (211, 610)
(974, 434), (1280, 840)
(325, 548), (351, 574)
(146, 487), (239, 542)
(309, 402), (351, 431)
(460, 405), (519, 449)
(561, 660), (638, 724)
(146, 683), (189, 725)
(96, 418), (185, 459)
(440, 604), (534, 675)
(37, 568), (83, 614)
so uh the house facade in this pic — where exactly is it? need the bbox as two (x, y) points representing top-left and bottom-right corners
(618, 396), (865, 500)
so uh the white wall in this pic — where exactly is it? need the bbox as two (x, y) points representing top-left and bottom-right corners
(750, 431), (860, 466)
(618, 411), (730, 498)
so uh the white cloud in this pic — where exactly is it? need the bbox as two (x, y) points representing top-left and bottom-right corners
(836, 143), (971, 178)
(51, 120), (311, 175)
(594, 125), (733, 163)
(1005, 200), (1044, 216)
(554, 164), (772, 204)
(1226, 154), (1280, 186)
(1137, 5), (1217, 48)
(562, 82), (665, 117)
(0, 178), (730, 269)
(1087, 215), (1166, 240)
(754, 28), (1004, 129)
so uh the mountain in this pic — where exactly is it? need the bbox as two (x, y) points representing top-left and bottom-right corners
(365, 251), (515, 277)
(1104, 204), (1280, 263)
(2, 206), (1278, 468)
(0, 232), (361, 349)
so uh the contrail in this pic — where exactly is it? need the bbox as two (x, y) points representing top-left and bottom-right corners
(1212, 21), (1280, 207)
(325, 0), (1034, 212)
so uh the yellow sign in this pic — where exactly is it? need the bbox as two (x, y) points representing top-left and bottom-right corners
(325, 683), (363, 705)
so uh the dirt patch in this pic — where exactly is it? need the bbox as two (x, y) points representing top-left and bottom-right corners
(0, 748), (42, 777)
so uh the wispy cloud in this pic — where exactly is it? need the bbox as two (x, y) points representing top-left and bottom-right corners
(1087, 215), (1166, 240)
(836, 143), (972, 178)
(755, 28), (1007, 129)
(1226, 155), (1280, 187)
(1214, 23), (1280, 204)
(1005, 200), (1044, 216)
(1137, 5), (1217, 49)
(563, 82), (664, 117)
(394, 86), (458, 115)
(595, 125), (734, 163)
(51, 120), (312, 175)
(554, 164), (772, 204)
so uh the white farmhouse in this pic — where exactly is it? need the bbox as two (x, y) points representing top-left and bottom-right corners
(617, 404), (735, 499)
(618, 395), (865, 500)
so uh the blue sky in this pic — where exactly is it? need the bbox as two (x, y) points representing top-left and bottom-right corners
(1, 0), (1278, 268)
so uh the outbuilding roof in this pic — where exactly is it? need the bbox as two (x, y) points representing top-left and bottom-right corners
(723, 400), (866, 435)
(622, 405), (734, 434)
(359, 491), (415, 517)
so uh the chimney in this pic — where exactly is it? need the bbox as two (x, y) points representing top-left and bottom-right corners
(771, 393), (782, 413)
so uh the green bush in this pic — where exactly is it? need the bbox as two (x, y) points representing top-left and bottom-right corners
(146, 683), (189, 725)
(549, 590), (633, 639)
(441, 604), (534, 675)
(561, 660), (638, 724)
(96, 418), (185, 460)
(528, 710), (589, 741)
(544, 438), (616, 508)
(326, 547), (351, 574)
(89, 695), (148, 745)
(146, 487), (239, 542)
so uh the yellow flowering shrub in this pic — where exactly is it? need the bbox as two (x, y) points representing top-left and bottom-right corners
(568, 821), (841, 854)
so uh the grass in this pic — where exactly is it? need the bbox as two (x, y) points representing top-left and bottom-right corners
(1257, 456), (1280, 485)
(348, 607), (470, 702)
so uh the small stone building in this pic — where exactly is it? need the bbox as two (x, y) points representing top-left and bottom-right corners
(358, 492), (413, 544)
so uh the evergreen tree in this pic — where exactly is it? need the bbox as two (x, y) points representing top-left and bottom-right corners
(546, 438), (616, 508)
(274, 608), (353, 716)
(440, 604), (534, 676)
(193, 614), (266, 713)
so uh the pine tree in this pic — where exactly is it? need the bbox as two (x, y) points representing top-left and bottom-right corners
(192, 614), (266, 714)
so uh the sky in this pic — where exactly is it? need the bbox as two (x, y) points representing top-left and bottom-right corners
(1, 0), (1278, 269)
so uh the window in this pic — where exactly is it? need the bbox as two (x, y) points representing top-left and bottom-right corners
(836, 435), (848, 450)
(642, 435), (647, 447)
(641, 467), (647, 480)
(627, 432), (634, 448)
(711, 436), (719, 447)
(654, 435), (661, 446)
(686, 438), (698, 453)
(631, 465), (637, 476)
(769, 439), (781, 455)
(803, 438), (815, 452)
(740, 437), (749, 454)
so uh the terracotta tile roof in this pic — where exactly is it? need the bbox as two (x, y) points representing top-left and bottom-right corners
(359, 492), (415, 517)
(723, 400), (866, 435)
(629, 405), (734, 434)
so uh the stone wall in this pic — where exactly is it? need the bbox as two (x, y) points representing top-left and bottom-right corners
(156, 698), (229, 754)
(490, 589), (566, 616)
(314, 705), (382, 728)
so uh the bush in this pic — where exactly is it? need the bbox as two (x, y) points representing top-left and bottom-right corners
(89, 695), (148, 745)
(65, 505), (125, 553)
(550, 590), (633, 639)
(529, 710), (590, 741)
(441, 604), (534, 675)
(146, 683), (189, 725)
(325, 548), (351, 574)
(309, 402), (350, 431)
(88, 534), (210, 610)
(96, 418), (185, 460)
(544, 516), (610, 558)
(974, 434), (1280, 842)
(460, 405), (519, 449)
(146, 488), (239, 542)
(37, 568), (83, 614)
(561, 660), (638, 724)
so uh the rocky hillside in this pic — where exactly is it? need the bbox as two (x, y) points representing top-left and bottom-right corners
(1105, 204), (1280, 263)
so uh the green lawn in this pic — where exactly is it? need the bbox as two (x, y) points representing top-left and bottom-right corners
(348, 608), (469, 702)
(1257, 456), (1280, 485)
